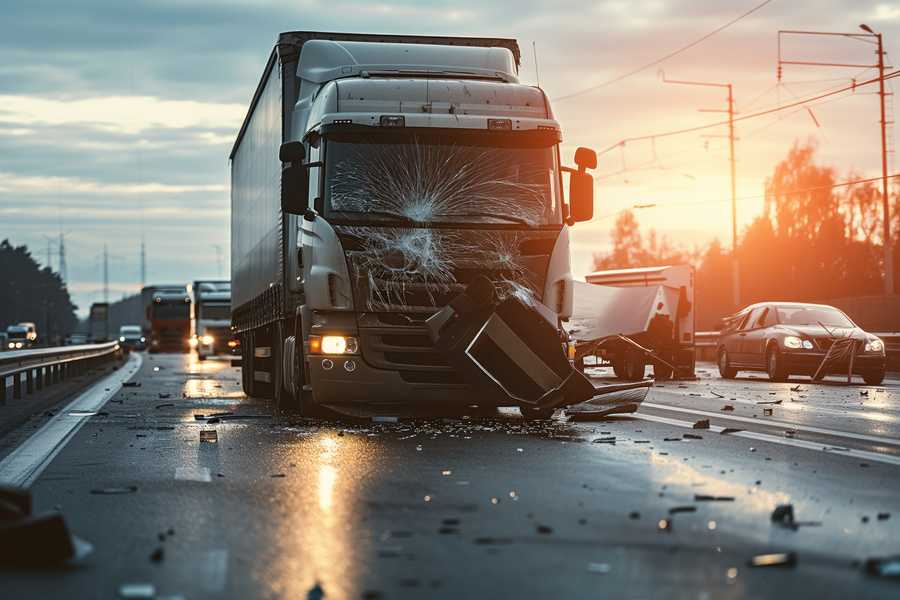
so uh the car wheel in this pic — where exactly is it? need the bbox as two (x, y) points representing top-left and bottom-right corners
(717, 349), (737, 379)
(862, 370), (885, 386)
(766, 345), (788, 382)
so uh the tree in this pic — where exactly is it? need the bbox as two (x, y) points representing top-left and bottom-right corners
(592, 210), (686, 271)
(0, 240), (78, 344)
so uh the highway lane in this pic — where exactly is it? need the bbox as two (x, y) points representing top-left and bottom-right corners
(1, 353), (899, 599)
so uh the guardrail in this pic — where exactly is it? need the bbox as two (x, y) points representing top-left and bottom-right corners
(0, 342), (121, 405)
(694, 331), (900, 367)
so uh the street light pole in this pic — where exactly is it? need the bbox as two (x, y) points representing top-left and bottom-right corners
(662, 75), (740, 308)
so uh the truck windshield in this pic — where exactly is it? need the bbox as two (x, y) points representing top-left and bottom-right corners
(324, 129), (561, 226)
(152, 303), (189, 320)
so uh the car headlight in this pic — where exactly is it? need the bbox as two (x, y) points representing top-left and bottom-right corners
(310, 335), (359, 355)
(200, 335), (214, 345)
(140, 337), (146, 343)
(865, 338), (884, 353)
(15, 342), (23, 349)
(7, 342), (13, 349)
(802, 340), (814, 349)
(784, 336), (803, 349)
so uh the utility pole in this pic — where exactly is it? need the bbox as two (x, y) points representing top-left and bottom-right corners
(778, 27), (893, 294)
(140, 236), (147, 287)
(58, 233), (68, 283)
(42, 235), (54, 271)
(103, 244), (109, 303)
(662, 74), (740, 308)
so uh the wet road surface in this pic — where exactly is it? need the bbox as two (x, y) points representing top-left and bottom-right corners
(2, 353), (899, 599)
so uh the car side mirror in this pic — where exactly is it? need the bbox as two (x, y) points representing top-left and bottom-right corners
(280, 142), (308, 215)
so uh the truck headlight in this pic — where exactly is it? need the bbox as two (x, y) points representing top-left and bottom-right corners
(201, 335), (214, 345)
(188, 337), (199, 348)
(119, 336), (126, 342)
(865, 338), (884, 352)
(784, 336), (803, 349)
(310, 335), (359, 355)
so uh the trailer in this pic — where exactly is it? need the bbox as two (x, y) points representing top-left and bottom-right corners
(88, 303), (110, 343)
(230, 31), (597, 416)
(569, 265), (695, 380)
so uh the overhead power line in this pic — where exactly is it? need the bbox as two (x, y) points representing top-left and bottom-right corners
(596, 68), (900, 158)
(553, 0), (775, 102)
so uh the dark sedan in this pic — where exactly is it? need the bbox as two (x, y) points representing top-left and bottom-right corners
(717, 302), (886, 385)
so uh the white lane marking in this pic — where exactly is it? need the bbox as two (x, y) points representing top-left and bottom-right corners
(175, 466), (211, 483)
(634, 412), (900, 467)
(201, 549), (229, 593)
(0, 353), (142, 487)
(642, 401), (900, 448)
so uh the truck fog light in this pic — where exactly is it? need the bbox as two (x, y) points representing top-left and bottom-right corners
(201, 335), (214, 345)
(344, 360), (357, 373)
(321, 358), (334, 370)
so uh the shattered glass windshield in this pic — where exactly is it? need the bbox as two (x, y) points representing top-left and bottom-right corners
(324, 129), (561, 227)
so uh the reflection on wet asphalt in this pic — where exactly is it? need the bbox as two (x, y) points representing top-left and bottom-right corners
(3, 353), (900, 599)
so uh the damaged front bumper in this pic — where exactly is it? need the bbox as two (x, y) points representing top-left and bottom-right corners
(783, 351), (886, 375)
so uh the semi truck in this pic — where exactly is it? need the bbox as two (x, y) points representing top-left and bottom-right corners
(88, 303), (110, 342)
(140, 285), (191, 353)
(187, 280), (232, 359)
(230, 32), (596, 416)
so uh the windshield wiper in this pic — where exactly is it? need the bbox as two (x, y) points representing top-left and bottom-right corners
(443, 212), (533, 226)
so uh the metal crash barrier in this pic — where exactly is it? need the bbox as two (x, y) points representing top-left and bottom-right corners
(0, 342), (120, 405)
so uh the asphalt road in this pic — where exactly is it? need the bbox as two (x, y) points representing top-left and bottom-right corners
(1, 353), (899, 599)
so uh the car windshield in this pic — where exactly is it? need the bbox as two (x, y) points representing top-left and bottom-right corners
(776, 305), (854, 328)
(324, 129), (561, 226)
(200, 302), (231, 320)
(120, 326), (141, 335)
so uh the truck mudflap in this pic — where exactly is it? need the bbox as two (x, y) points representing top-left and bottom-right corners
(426, 277), (643, 413)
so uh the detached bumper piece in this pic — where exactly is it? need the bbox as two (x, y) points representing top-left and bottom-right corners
(0, 485), (92, 566)
(427, 277), (646, 416)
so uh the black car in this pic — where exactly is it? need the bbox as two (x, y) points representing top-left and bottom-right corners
(717, 302), (886, 385)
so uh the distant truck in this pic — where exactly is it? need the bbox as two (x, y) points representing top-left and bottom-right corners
(230, 32), (596, 415)
(187, 280), (232, 359)
(88, 303), (110, 342)
(569, 265), (696, 380)
(141, 285), (191, 353)
(118, 324), (146, 351)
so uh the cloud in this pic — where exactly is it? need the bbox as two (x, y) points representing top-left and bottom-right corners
(0, 172), (226, 196)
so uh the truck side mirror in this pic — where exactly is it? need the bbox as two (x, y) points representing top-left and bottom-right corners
(569, 171), (594, 222)
(568, 146), (596, 222)
(280, 142), (308, 215)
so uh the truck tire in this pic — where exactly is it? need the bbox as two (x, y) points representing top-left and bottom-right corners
(281, 326), (329, 418)
(653, 362), (674, 381)
(240, 332), (254, 396)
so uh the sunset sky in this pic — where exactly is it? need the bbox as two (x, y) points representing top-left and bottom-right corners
(2, 0), (900, 314)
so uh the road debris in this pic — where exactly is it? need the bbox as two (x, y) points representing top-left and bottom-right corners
(784, 429), (798, 438)
(863, 555), (900, 578)
(878, 512), (891, 521)
(683, 433), (703, 440)
(150, 547), (164, 563)
(0, 486), (93, 566)
(592, 437), (617, 444)
(155, 403), (175, 409)
(118, 584), (156, 599)
(762, 408), (774, 416)
(721, 404), (734, 411)
(90, 486), (138, 495)
(749, 552), (796, 568)
(307, 582), (325, 600)
(657, 518), (672, 532)
(692, 419), (710, 429)
(587, 562), (611, 574)
(710, 390), (725, 398)
(199, 430), (218, 443)
(757, 399), (782, 405)
(122, 381), (141, 387)
(694, 495), (735, 502)
(669, 506), (696, 514)
(790, 384), (803, 392)
(720, 428), (742, 435)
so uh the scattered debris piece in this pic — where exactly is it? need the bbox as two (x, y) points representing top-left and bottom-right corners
(721, 404), (734, 411)
(762, 408), (773, 416)
(657, 518), (672, 532)
(784, 429), (797, 438)
(118, 584), (156, 599)
(122, 382), (141, 388)
(860, 390), (869, 396)
(150, 547), (164, 563)
(155, 403), (175, 409)
(710, 390), (725, 399)
(307, 582), (325, 600)
(878, 512), (891, 521)
(157, 393), (171, 399)
(628, 511), (641, 520)
(199, 430), (218, 443)
(757, 399), (782, 405)
(683, 433), (703, 440)
(663, 437), (681, 442)
(790, 384), (803, 392)
(771, 504), (795, 527)
(90, 486), (138, 495)
(749, 552), (796, 568)
(592, 437), (616, 444)
(669, 506), (697, 514)
(271, 473), (286, 478)
(692, 419), (710, 429)
(536, 524), (553, 535)
(587, 562), (611, 574)
(695, 495), (735, 502)
(720, 428), (742, 435)
(863, 555), (900, 578)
